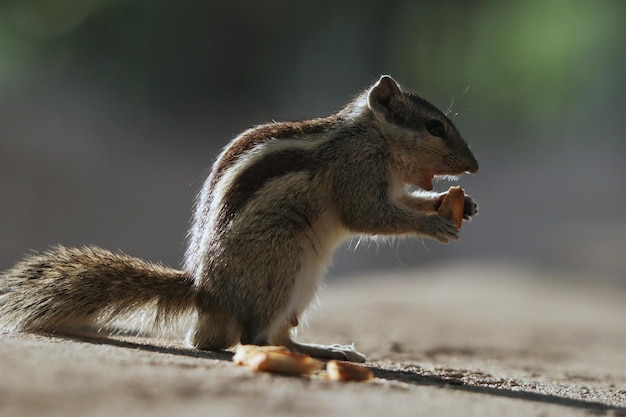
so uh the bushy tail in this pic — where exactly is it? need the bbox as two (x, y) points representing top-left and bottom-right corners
(0, 246), (196, 334)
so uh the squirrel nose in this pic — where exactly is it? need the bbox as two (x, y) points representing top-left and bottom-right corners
(465, 158), (479, 174)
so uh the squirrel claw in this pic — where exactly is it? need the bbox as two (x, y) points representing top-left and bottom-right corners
(463, 195), (478, 220)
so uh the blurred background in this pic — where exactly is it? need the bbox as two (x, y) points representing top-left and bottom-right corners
(1, 0), (625, 284)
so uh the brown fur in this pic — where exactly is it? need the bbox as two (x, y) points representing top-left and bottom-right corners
(217, 148), (319, 229)
(209, 116), (341, 190)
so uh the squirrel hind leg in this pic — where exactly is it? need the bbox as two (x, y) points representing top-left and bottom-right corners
(185, 310), (240, 351)
(287, 340), (367, 363)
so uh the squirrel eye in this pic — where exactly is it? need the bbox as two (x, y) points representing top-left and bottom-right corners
(426, 120), (445, 137)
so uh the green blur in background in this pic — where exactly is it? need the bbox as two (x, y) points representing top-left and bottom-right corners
(1, 0), (625, 281)
(2, 0), (623, 136)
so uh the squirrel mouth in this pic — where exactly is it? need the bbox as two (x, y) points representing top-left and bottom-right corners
(417, 174), (435, 191)
(415, 173), (462, 191)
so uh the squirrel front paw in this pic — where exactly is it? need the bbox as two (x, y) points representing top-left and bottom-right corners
(425, 215), (459, 244)
(463, 195), (478, 220)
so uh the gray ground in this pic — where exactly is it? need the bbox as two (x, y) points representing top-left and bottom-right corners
(1, 263), (625, 417)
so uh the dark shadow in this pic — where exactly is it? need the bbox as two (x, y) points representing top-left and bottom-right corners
(53, 332), (234, 362)
(371, 366), (626, 415)
(34, 332), (626, 414)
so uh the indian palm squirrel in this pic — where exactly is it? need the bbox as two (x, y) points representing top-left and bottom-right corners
(0, 75), (479, 362)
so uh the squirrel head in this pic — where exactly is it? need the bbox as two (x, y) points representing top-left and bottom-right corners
(367, 75), (479, 191)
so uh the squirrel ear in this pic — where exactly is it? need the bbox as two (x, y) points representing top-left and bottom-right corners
(367, 75), (402, 115)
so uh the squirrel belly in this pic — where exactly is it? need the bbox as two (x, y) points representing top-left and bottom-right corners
(0, 75), (479, 363)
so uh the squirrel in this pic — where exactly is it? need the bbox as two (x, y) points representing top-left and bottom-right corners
(0, 75), (478, 363)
